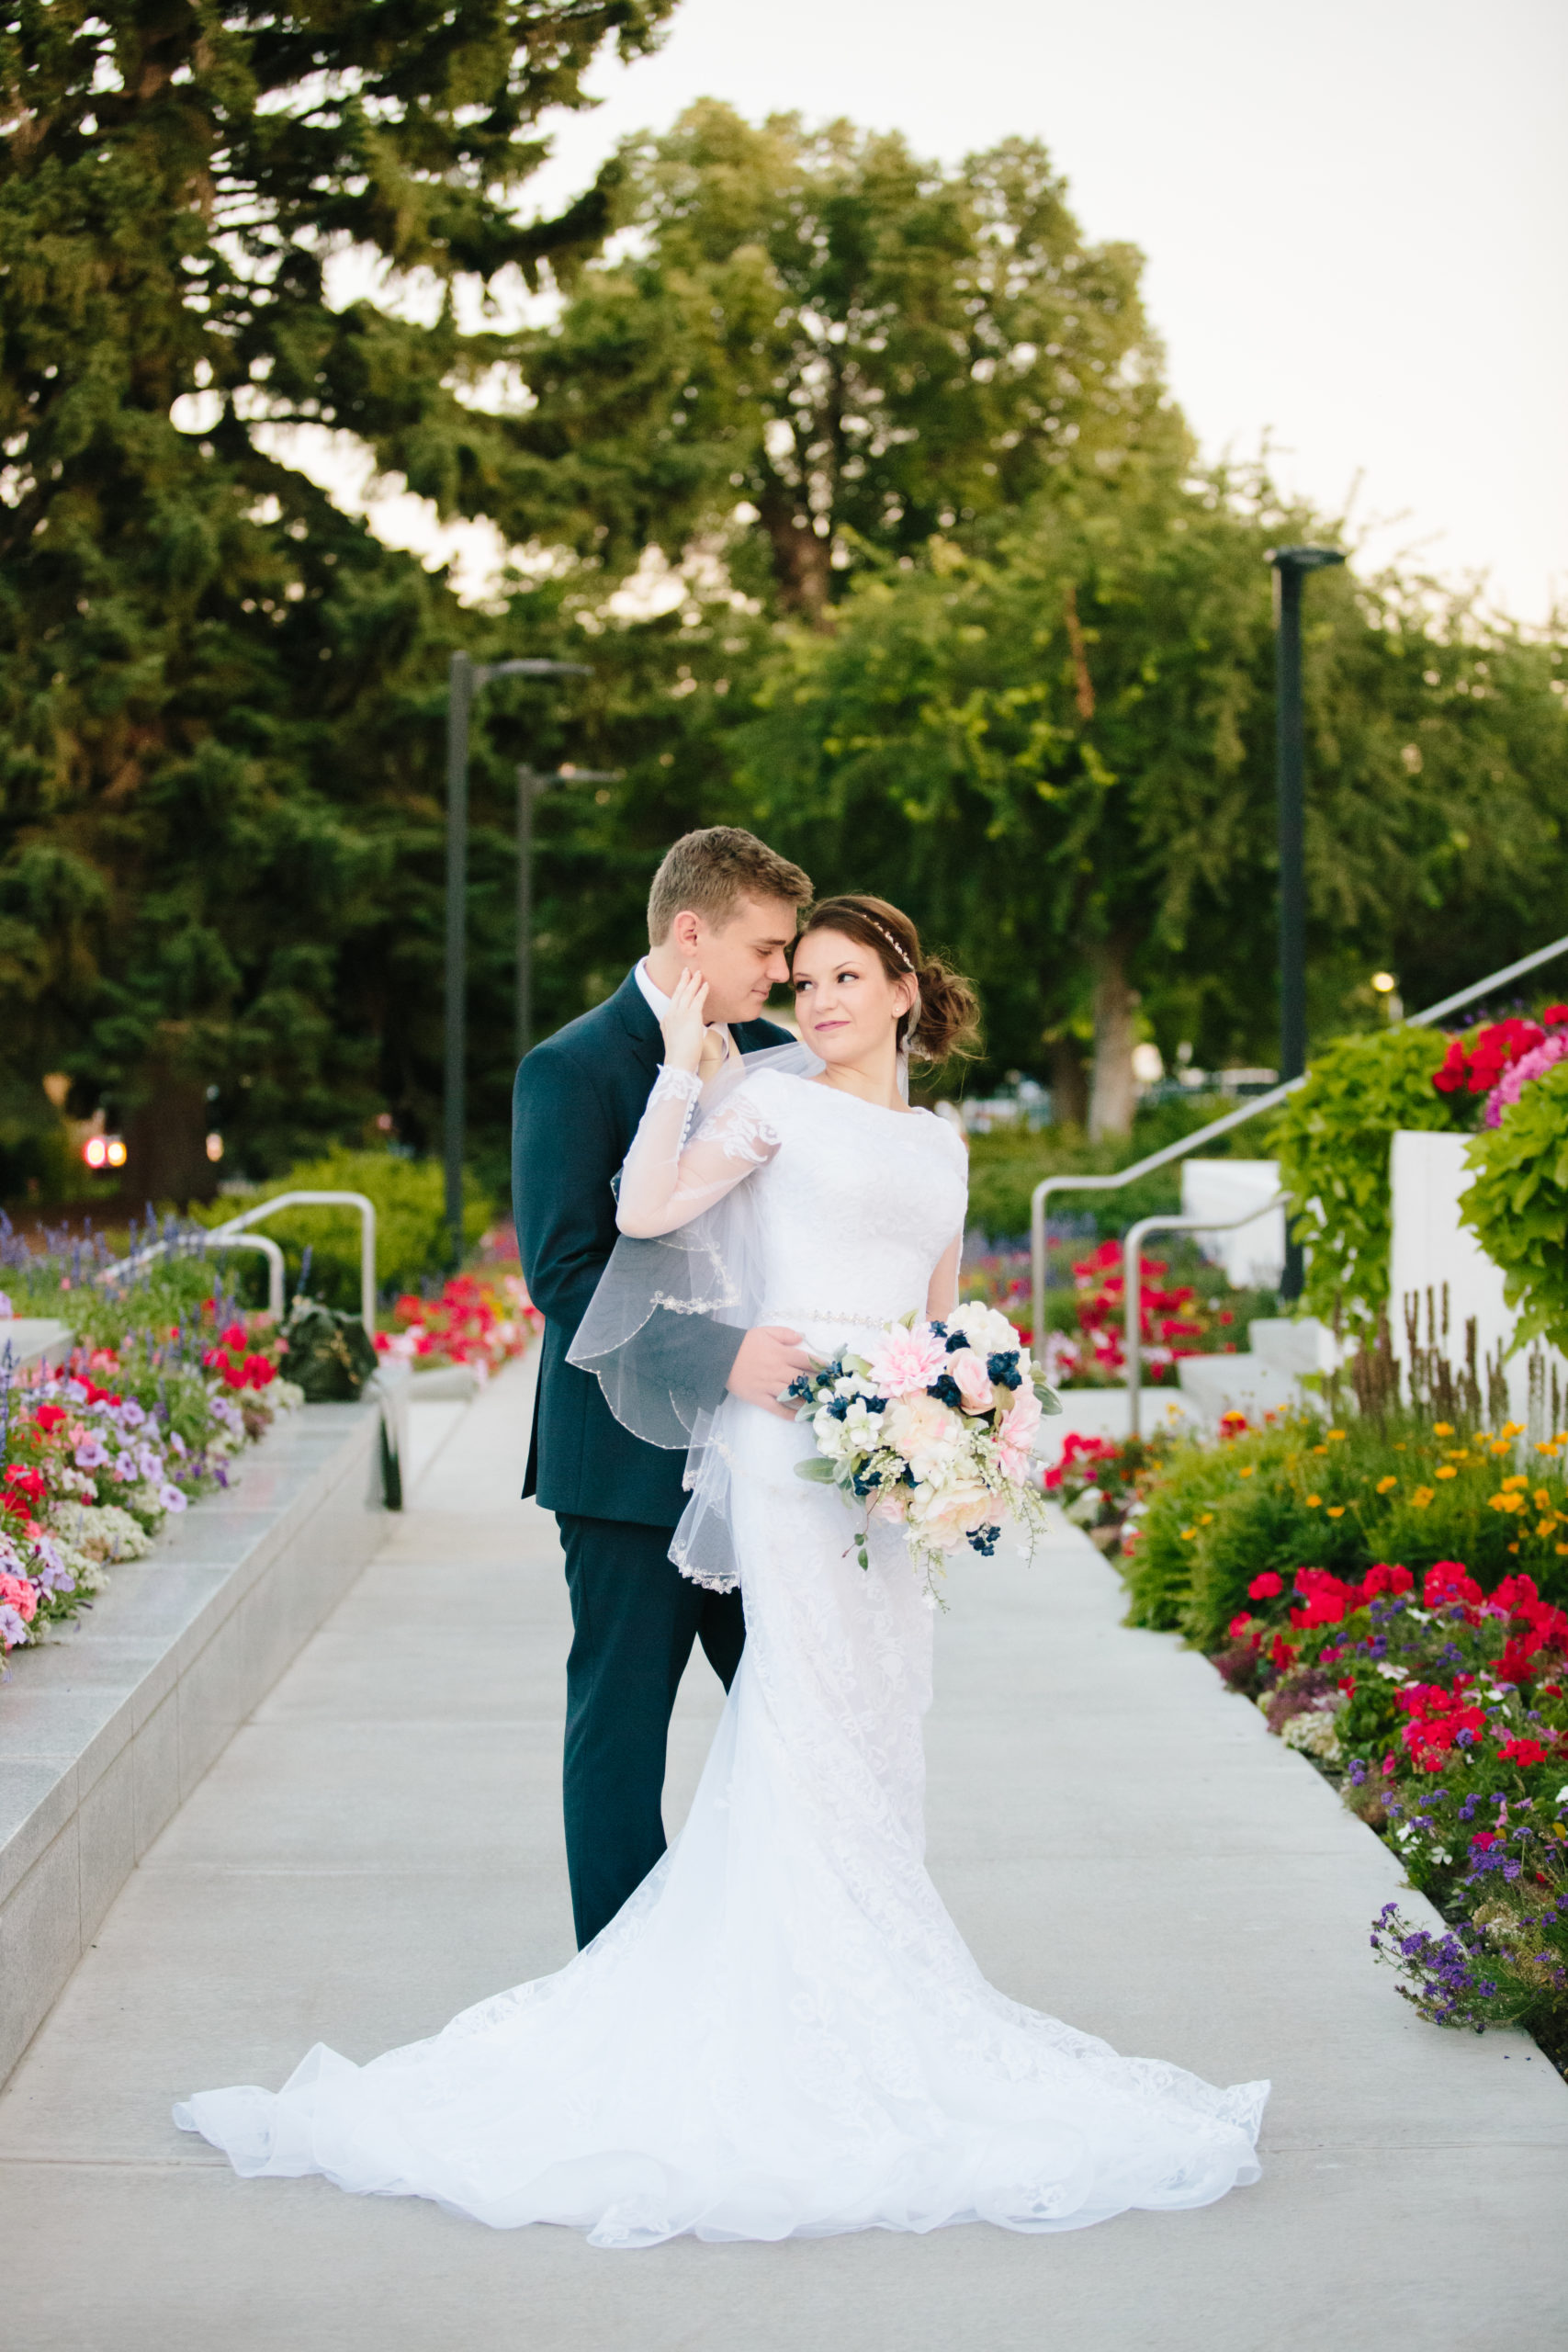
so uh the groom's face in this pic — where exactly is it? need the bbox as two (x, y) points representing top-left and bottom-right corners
(682, 894), (799, 1024)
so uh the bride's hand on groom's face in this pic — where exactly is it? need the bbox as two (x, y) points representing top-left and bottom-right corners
(728, 1326), (813, 1419)
(660, 967), (711, 1073)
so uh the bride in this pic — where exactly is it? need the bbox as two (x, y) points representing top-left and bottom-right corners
(176, 893), (1267, 2246)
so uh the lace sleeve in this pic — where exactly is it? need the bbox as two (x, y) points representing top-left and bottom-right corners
(616, 1070), (783, 1238)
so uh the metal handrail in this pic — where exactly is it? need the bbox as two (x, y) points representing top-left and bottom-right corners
(100, 1230), (286, 1311)
(100, 1191), (378, 1328)
(1028, 928), (1568, 1346)
(1122, 1201), (1286, 1438)
(208, 1192), (378, 1329)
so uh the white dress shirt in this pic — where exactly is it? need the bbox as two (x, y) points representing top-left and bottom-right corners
(635, 959), (734, 1065)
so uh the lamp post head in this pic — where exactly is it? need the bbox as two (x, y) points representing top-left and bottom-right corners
(475, 658), (592, 687)
(1267, 546), (1347, 574)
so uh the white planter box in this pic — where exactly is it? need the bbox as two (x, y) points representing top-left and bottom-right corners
(1389, 1130), (1568, 1424)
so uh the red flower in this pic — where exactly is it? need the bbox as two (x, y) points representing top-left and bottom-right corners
(1423, 1561), (1483, 1612)
(1497, 1736), (1550, 1768)
(1359, 1561), (1414, 1600)
(1248, 1571), (1283, 1600)
(1543, 1004), (1568, 1026)
(33, 1404), (68, 1433)
(1228, 1612), (1255, 1638)
(4, 1464), (47, 1506)
(1471, 1829), (1500, 1850)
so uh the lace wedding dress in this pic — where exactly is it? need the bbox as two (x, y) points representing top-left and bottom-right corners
(176, 1066), (1267, 2245)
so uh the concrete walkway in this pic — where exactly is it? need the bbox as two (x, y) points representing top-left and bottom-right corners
(3, 1355), (1566, 2350)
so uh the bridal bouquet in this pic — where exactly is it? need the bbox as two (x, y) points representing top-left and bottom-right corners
(786, 1303), (1061, 1588)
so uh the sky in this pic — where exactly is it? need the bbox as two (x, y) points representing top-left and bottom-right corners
(333, 0), (1568, 623)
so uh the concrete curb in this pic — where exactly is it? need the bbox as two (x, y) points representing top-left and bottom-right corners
(0, 1375), (405, 2086)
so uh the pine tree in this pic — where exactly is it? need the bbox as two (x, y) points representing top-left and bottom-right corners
(0, 0), (672, 1199)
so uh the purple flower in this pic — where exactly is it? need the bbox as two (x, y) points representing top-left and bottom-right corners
(156, 1483), (187, 1513)
(0, 1604), (30, 1647)
(74, 1433), (108, 1470)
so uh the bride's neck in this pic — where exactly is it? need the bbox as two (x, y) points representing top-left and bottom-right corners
(817, 1034), (903, 1111)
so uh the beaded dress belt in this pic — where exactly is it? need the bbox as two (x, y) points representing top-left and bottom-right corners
(773, 1307), (887, 1328)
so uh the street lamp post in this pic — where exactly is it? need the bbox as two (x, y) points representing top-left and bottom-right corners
(445, 653), (589, 1269)
(514, 763), (621, 1062)
(1268, 545), (1345, 1301)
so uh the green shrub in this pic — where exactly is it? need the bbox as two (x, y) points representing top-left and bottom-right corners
(194, 1149), (492, 1315)
(1124, 1409), (1568, 1649)
(1461, 1057), (1568, 1355)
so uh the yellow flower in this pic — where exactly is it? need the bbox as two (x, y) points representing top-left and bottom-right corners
(1327, 1430), (1348, 1442)
(1393, 1442), (1407, 1453)
(1558, 1544), (1568, 1557)
(1238, 1464), (1256, 1479)
(1502, 1419), (1526, 1439)
(1305, 1493), (1322, 1509)
(1539, 1521), (1557, 1540)
(1435, 1466), (1459, 1481)
(1411, 1487), (1435, 1510)
(1311, 1444), (1329, 1456)
(1432, 1421), (1454, 1437)
(1199, 1512), (1214, 1525)
(1180, 1527), (1197, 1542)
(1489, 1490), (1526, 1515)
(1535, 1489), (1552, 1510)
(1491, 1439), (1511, 1457)
(1326, 1506), (1346, 1519)
(1376, 1476), (1398, 1494)
(1502, 1474), (1529, 1491)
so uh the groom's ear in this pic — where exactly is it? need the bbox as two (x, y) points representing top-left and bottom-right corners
(668, 909), (703, 959)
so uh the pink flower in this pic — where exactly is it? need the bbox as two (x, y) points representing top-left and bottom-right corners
(996, 1387), (1042, 1480)
(885, 1391), (962, 1479)
(948, 1349), (994, 1413)
(0, 1570), (38, 1623)
(866, 1322), (949, 1397)
(1484, 1030), (1568, 1126)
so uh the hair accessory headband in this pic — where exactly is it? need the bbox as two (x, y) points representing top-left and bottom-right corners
(859, 912), (916, 972)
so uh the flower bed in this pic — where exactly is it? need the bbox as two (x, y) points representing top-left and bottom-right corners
(1057, 1408), (1568, 2066)
(373, 1265), (540, 1380)
(961, 1237), (1262, 1387)
(0, 1237), (308, 1682)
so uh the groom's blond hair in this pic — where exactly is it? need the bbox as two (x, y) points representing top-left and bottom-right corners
(648, 828), (812, 946)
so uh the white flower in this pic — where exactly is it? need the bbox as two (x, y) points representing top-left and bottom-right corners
(947, 1302), (1018, 1357)
(1375, 1663), (1410, 1683)
(1282, 1712), (1343, 1764)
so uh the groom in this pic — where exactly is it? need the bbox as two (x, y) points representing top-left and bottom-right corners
(513, 826), (814, 1948)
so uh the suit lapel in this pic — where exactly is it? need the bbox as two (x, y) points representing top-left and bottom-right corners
(612, 965), (662, 1080)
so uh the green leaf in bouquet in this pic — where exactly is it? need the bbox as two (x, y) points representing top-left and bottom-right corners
(794, 1456), (839, 1484)
(1033, 1376), (1064, 1416)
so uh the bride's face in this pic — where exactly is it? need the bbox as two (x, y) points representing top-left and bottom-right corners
(790, 928), (916, 1065)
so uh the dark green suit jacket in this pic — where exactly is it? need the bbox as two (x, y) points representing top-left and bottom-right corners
(513, 967), (793, 1527)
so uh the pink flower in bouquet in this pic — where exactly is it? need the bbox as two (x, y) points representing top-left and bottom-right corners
(947, 1349), (994, 1413)
(997, 1388), (1043, 1479)
(873, 1481), (910, 1523)
(867, 1322), (949, 1398)
(911, 1475), (995, 1549)
(885, 1391), (961, 1479)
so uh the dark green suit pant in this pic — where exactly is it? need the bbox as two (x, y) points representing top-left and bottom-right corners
(557, 1513), (745, 1949)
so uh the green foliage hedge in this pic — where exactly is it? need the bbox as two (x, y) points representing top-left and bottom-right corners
(1266, 1027), (1468, 1333)
(1461, 1057), (1568, 1355)
(195, 1150), (492, 1315)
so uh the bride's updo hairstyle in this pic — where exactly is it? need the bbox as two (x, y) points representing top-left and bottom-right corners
(794, 895), (981, 1063)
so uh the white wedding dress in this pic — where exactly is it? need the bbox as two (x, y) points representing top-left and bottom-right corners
(176, 1067), (1267, 2245)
